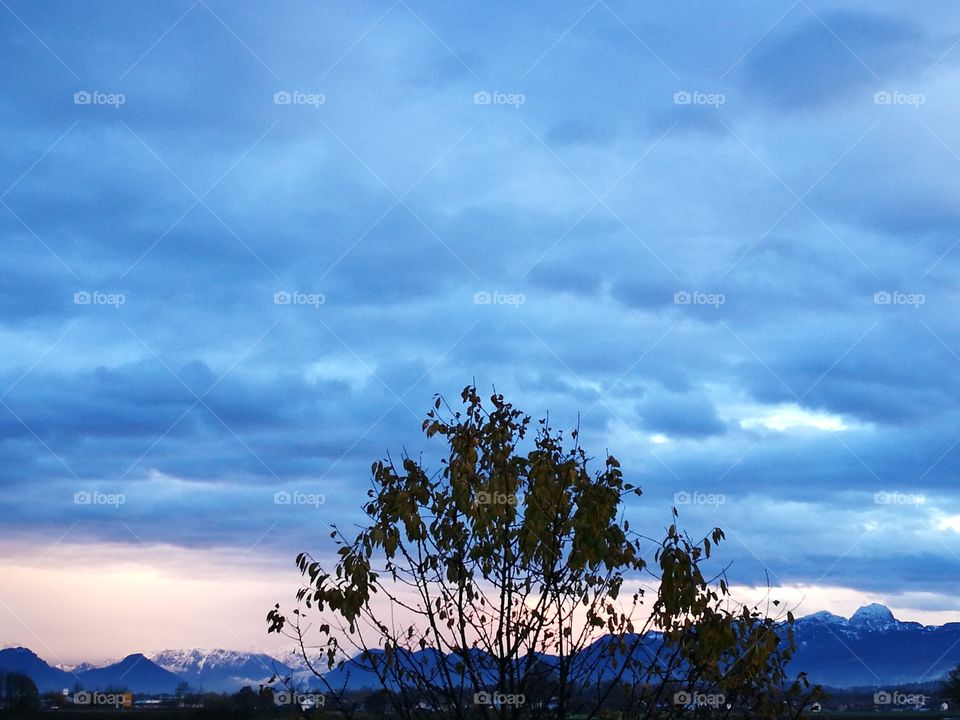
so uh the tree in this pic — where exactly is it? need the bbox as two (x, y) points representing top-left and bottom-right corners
(175, 680), (192, 700)
(0, 671), (40, 713)
(269, 386), (819, 719)
(234, 686), (258, 717)
(363, 688), (392, 715)
(41, 691), (66, 710)
(943, 665), (960, 706)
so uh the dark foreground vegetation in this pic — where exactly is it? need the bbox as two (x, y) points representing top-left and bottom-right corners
(3, 678), (960, 719)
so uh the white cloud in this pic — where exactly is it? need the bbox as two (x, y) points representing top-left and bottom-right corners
(737, 403), (859, 432)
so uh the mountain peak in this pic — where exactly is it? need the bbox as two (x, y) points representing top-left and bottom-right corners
(800, 610), (848, 625)
(3, 646), (39, 656)
(117, 653), (149, 664)
(850, 603), (896, 626)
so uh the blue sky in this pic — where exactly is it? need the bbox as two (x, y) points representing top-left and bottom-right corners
(3, 0), (960, 661)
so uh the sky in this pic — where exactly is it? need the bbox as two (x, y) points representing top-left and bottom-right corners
(3, 0), (960, 664)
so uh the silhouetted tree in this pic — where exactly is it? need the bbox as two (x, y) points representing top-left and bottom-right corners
(364, 688), (392, 715)
(0, 671), (40, 713)
(269, 386), (818, 719)
(943, 665), (960, 706)
(41, 691), (66, 710)
(234, 686), (258, 717)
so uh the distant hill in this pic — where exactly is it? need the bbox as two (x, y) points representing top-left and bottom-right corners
(5, 604), (960, 693)
(0, 647), (75, 692)
(75, 654), (183, 694)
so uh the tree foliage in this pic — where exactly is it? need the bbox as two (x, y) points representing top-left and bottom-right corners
(269, 386), (819, 719)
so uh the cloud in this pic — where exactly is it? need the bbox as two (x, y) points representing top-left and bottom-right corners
(740, 10), (934, 110)
(3, 0), (960, 644)
(637, 387), (727, 438)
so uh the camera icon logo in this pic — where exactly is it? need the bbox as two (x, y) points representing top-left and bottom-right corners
(274, 291), (292, 305)
(473, 91), (491, 105)
(673, 491), (691, 505)
(673, 91), (692, 105)
(273, 91), (292, 105)
(674, 691), (691, 705)
(473, 690), (523, 706)
(74, 91), (92, 105)
(274, 490), (292, 505)
(873, 290), (891, 305)
(874, 691), (892, 705)
(74, 691), (92, 705)
(474, 291), (492, 305)
(873, 91), (892, 105)
(74, 291), (91, 305)
(673, 290), (691, 305)
(74, 491), (92, 505)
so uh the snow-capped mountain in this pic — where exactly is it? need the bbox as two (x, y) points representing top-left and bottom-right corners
(148, 649), (295, 692)
(849, 603), (902, 629)
(789, 604), (960, 687)
(278, 649), (312, 672)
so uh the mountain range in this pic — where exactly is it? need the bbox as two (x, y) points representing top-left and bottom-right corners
(3, 604), (960, 694)
(0, 649), (185, 694)
(789, 603), (960, 687)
